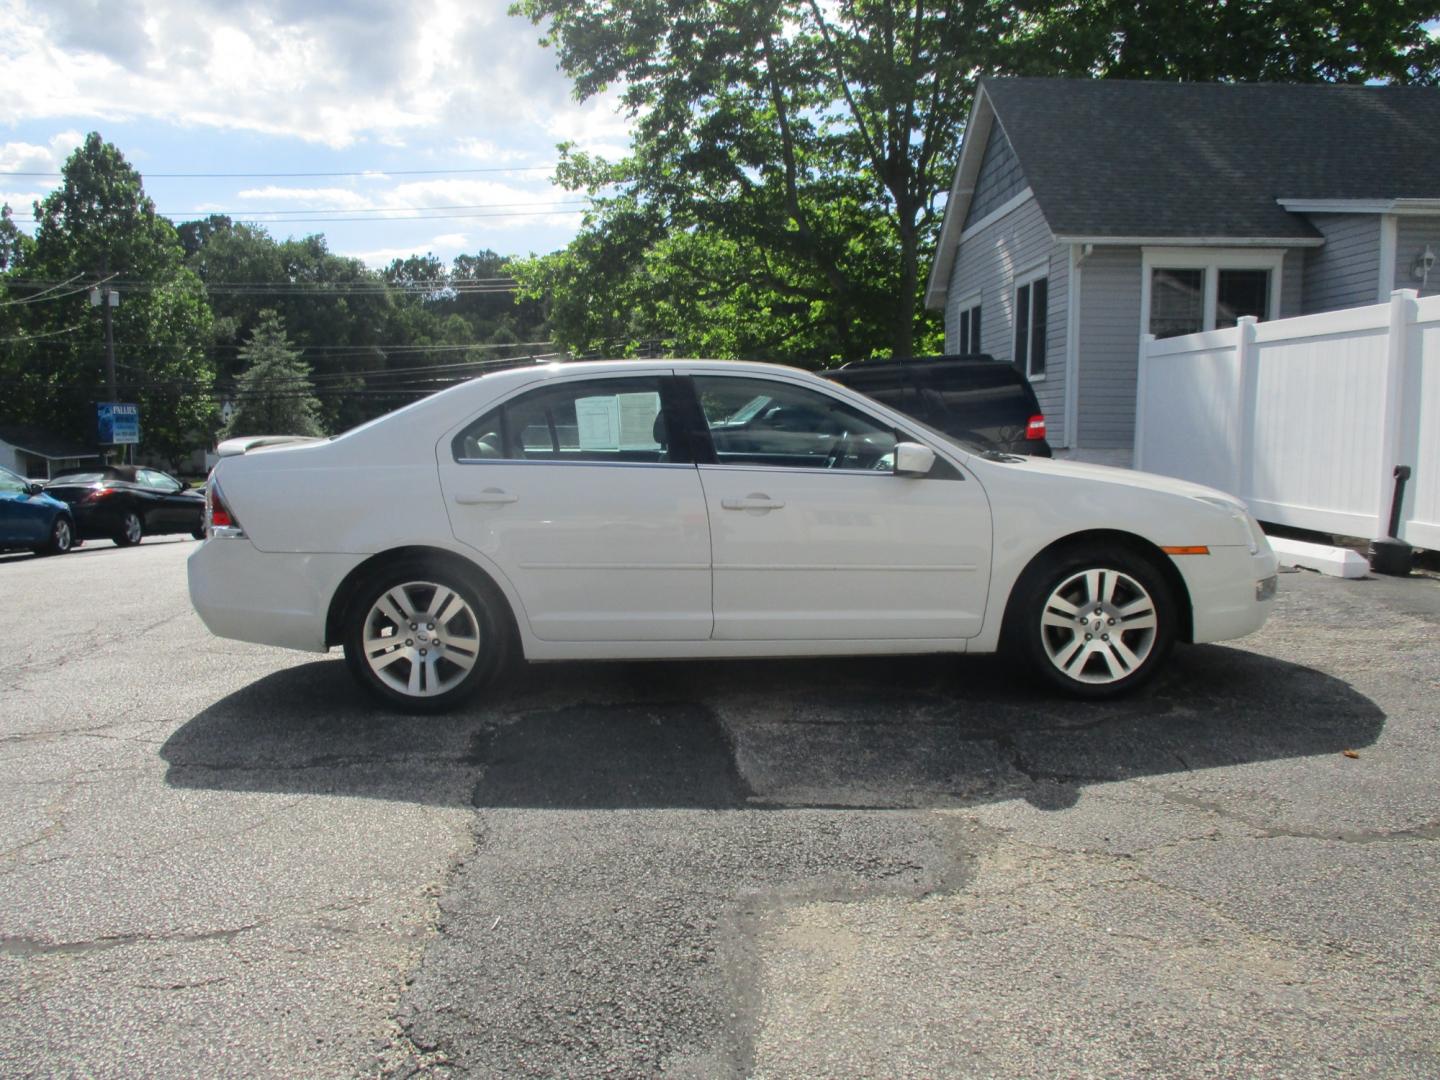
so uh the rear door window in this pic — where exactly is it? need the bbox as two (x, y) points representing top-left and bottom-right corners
(452, 376), (687, 465)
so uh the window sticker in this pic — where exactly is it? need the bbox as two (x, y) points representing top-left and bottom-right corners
(575, 392), (662, 451)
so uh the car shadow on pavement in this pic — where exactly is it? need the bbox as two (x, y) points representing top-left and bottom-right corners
(161, 641), (1385, 812)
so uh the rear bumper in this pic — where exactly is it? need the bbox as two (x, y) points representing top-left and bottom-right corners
(187, 539), (363, 653)
(1175, 544), (1281, 644)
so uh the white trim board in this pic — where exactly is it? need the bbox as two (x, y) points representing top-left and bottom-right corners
(1278, 198), (1440, 216)
(1378, 214), (1398, 302)
(1056, 234), (1324, 248)
(957, 187), (1035, 244)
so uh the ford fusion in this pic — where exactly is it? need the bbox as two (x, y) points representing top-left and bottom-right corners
(188, 360), (1278, 712)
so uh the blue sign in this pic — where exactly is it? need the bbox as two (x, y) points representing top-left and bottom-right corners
(97, 402), (141, 445)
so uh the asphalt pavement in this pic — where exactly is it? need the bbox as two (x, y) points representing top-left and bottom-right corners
(1, 538), (1437, 1078)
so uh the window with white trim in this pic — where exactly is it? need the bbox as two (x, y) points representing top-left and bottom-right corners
(956, 296), (982, 355)
(1142, 249), (1282, 339)
(1013, 271), (1047, 378)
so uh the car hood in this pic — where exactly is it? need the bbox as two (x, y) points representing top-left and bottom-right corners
(972, 454), (1246, 509)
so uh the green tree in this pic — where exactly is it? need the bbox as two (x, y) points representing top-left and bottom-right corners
(223, 311), (324, 438)
(1, 134), (215, 462)
(0, 204), (32, 271)
(512, 0), (1440, 364)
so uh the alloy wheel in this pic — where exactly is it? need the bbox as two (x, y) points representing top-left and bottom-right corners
(1038, 568), (1159, 685)
(360, 580), (483, 698)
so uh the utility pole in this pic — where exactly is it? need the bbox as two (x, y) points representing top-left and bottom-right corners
(102, 287), (117, 401)
(91, 264), (122, 461)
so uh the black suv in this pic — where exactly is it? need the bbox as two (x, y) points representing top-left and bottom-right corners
(821, 353), (1052, 457)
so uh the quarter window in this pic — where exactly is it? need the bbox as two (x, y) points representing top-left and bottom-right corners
(692, 376), (897, 471)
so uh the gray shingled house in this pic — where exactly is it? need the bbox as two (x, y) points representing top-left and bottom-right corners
(925, 77), (1440, 461)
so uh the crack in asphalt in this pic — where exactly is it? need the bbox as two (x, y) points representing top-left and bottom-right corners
(0, 923), (262, 959)
(1148, 787), (1440, 845)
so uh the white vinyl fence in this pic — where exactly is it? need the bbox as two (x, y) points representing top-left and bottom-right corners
(1135, 289), (1440, 548)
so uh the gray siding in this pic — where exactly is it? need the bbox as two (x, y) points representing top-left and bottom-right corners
(1396, 215), (1440, 298)
(1302, 214), (1380, 312)
(944, 195), (1069, 444)
(1280, 249), (1303, 317)
(1075, 247), (1142, 450)
(963, 122), (1026, 228)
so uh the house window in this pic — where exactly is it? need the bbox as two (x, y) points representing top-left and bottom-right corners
(1150, 269), (1205, 338)
(1013, 272), (1047, 378)
(1143, 250), (1281, 339)
(1215, 269), (1270, 328)
(957, 298), (982, 354)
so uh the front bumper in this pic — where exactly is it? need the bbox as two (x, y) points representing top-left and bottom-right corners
(1174, 544), (1281, 644)
(188, 538), (364, 653)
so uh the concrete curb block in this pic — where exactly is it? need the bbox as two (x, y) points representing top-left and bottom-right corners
(1268, 537), (1370, 579)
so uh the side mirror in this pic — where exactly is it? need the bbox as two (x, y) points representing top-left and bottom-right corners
(893, 441), (936, 477)
(26, 482), (45, 496)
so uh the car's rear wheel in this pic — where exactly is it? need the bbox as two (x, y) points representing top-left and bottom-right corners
(342, 562), (508, 713)
(1009, 545), (1176, 698)
(114, 511), (142, 547)
(37, 516), (74, 556)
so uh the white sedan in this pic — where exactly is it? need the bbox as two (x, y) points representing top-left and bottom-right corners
(188, 359), (1278, 711)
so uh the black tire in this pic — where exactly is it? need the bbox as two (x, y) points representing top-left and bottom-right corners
(191, 528), (207, 541)
(342, 560), (509, 713)
(1006, 543), (1176, 699)
(114, 510), (143, 547)
(37, 515), (74, 556)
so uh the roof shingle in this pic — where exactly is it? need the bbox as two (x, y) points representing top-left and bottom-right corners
(983, 77), (1440, 241)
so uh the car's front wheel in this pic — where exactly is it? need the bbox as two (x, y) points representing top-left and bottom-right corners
(114, 511), (142, 547)
(342, 562), (508, 713)
(1009, 545), (1176, 698)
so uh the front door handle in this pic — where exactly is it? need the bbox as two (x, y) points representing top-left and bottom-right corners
(455, 489), (519, 505)
(721, 494), (785, 511)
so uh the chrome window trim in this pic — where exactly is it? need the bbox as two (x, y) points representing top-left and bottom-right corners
(453, 458), (696, 470)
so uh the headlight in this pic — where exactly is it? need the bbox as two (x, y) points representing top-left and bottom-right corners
(1196, 496), (1262, 554)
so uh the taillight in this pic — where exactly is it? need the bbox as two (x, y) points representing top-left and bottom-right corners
(1026, 414), (1047, 441)
(206, 478), (243, 535)
(81, 486), (118, 502)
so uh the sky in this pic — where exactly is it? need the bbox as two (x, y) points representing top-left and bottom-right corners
(0, 0), (633, 269)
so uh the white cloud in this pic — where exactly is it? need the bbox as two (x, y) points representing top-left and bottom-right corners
(0, 0), (631, 154)
(0, 132), (84, 214)
(0, 132), (86, 174)
(343, 231), (475, 269)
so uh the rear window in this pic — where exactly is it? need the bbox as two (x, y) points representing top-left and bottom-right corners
(48, 472), (106, 485)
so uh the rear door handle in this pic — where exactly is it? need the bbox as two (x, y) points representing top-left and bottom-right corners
(455, 489), (519, 505)
(721, 494), (785, 511)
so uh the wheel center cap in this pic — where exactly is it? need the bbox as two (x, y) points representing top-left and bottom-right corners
(417, 631), (429, 643)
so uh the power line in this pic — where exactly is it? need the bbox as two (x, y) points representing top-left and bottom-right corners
(141, 200), (590, 217)
(0, 324), (83, 343)
(0, 166), (557, 179)
(0, 273), (88, 307)
(7, 208), (589, 225)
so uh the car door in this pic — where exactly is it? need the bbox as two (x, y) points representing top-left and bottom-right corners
(0, 468), (47, 544)
(437, 372), (713, 642)
(140, 469), (201, 533)
(688, 373), (993, 641)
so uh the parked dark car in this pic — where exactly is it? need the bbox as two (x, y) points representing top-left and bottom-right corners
(821, 353), (1053, 456)
(45, 466), (206, 546)
(0, 464), (76, 555)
